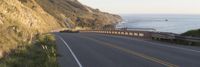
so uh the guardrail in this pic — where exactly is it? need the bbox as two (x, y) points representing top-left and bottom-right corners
(81, 30), (153, 39)
(116, 28), (156, 31)
(81, 30), (200, 45)
(175, 36), (200, 43)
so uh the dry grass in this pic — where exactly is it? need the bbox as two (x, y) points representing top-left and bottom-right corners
(0, 34), (58, 67)
(35, 0), (122, 29)
(0, 0), (121, 58)
(0, 0), (63, 54)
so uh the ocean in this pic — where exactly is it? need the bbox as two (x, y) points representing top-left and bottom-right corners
(116, 14), (200, 34)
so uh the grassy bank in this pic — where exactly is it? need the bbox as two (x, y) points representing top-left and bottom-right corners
(182, 29), (200, 37)
(0, 34), (58, 67)
(180, 29), (200, 46)
(156, 29), (200, 46)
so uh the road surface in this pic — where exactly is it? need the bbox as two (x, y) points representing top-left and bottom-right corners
(55, 32), (200, 67)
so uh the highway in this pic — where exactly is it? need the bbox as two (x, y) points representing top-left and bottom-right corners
(55, 32), (200, 67)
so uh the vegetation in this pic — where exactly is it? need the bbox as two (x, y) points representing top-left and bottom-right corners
(0, 0), (121, 54)
(0, 34), (58, 67)
(182, 29), (200, 37)
(35, 0), (122, 29)
(0, 0), (121, 63)
(155, 29), (200, 46)
(179, 29), (200, 45)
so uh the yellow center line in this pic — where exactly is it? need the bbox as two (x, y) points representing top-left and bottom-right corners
(80, 36), (179, 67)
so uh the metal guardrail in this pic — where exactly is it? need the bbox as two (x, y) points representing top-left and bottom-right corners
(81, 30), (153, 39)
(81, 30), (200, 44)
(116, 28), (156, 31)
(175, 36), (200, 43)
(151, 32), (176, 40)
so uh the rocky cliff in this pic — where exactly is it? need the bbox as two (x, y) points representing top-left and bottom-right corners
(0, 0), (122, 53)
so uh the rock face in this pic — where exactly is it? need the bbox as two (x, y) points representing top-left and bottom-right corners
(35, 0), (122, 29)
(0, 0), (122, 53)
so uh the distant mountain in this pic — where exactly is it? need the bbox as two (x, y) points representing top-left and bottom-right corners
(0, 0), (122, 53)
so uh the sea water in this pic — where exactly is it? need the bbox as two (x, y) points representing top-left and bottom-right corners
(117, 14), (200, 34)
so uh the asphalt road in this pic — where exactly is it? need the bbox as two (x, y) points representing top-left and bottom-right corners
(55, 32), (200, 67)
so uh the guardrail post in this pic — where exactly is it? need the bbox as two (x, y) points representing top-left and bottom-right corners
(139, 33), (144, 37)
(115, 31), (118, 34)
(134, 33), (138, 36)
(125, 32), (129, 35)
(120, 32), (123, 35)
(129, 32), (133, 36)
(117, 31), (119, 35)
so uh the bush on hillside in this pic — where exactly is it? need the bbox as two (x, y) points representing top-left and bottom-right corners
(182, 29), (200, 37)
(0, 34), (58, 67)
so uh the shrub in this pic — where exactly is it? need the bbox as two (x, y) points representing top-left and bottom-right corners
(182, 29), (200, 37)
(0, 34), (58, 67)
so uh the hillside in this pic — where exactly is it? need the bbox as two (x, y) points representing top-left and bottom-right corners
(182, 29), (200, 37)
(0, 0), (122, 55)
(35, 0), (122, 29)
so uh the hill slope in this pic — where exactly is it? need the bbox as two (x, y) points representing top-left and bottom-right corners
(35, 0), (122, 29)
(0, 0), (122, 55)
(182, 29), (200, 37)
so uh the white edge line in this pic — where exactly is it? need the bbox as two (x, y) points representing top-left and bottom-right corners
(58, 36), (83, 67)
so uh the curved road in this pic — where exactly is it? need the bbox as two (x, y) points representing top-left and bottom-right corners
(55, 32), (200, 67)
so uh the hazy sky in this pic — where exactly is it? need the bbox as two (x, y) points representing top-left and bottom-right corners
(79, 0), (200, 14)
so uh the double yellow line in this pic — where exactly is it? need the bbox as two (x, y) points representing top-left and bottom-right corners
(80, 36), (179, 67)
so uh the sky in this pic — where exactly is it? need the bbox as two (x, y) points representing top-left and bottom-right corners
(79, 0), (200, 14)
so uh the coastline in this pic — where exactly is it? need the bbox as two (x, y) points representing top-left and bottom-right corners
(116, 14), (200, 34)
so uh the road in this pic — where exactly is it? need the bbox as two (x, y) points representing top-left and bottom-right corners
(55, 32), (200, 67)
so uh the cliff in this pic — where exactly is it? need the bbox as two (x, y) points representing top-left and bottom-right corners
(0, 0), (122, 53)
